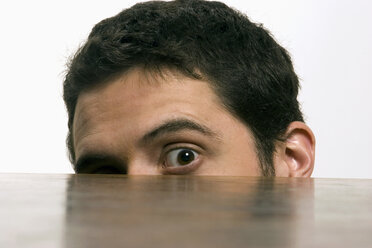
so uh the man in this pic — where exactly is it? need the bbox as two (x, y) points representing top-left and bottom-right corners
(63, 0), (315, 177)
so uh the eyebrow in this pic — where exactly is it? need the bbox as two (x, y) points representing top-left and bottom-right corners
(140, 118), (220, 145)
(75, 153), (127, 174)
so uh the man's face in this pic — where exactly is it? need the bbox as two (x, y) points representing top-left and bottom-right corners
(72, 67), (261, 175)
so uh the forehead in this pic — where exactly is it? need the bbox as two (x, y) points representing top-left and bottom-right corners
(73, 68), (223, 126)
(79, 68), (215, 105)
(72, 68), (226, 154)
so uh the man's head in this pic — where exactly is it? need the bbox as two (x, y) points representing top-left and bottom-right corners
(63, 0), (315, 176)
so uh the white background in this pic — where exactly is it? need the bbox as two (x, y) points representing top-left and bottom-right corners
(0, 0), (371, 178)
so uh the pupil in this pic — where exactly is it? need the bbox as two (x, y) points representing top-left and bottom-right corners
(177, 150), (194, 165)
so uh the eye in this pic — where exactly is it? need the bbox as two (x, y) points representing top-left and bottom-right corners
(164, 148), (199, 168)
(92, 166), (123, 174)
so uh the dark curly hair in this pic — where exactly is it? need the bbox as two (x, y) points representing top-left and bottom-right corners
(63, 0), (304, 176)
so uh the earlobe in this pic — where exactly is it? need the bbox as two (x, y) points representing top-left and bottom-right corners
(276, 122), (316, 177)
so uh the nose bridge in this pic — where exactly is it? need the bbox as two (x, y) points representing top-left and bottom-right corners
(127, 158), (161, 175)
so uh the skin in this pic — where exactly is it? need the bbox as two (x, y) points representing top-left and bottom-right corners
(72, 67), (315, 176)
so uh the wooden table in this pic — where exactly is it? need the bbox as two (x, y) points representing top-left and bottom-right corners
(0, 174), (371, 247)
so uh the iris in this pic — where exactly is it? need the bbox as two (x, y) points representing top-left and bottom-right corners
(177, 149), (195, 165)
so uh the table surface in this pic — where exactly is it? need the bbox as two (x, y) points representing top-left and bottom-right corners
(0, 174), (371, 248)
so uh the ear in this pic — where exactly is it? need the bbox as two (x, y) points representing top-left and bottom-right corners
(274, 121), (316, 177)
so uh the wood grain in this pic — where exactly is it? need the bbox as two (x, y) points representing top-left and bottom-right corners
(0, 174), (371, 247)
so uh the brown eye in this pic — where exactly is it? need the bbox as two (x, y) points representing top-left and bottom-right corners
(165, 148), (198, 167)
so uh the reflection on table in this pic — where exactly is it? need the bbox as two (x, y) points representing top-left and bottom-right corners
(1, 174), (371, 248)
